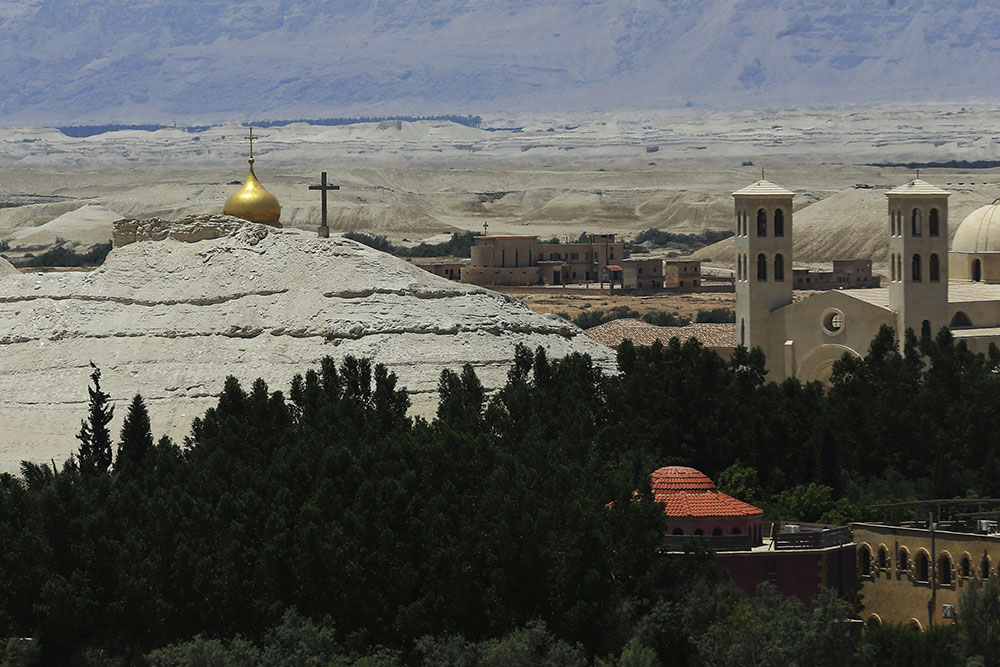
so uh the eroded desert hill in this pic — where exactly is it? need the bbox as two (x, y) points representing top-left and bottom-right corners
(0, 215), (615, 472)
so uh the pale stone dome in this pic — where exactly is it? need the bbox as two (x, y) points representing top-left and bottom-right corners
(952, 201), (1000, 253)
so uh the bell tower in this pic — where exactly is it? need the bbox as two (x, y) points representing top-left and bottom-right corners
(886, 178), (950, 340)
(733, 179), (795, 355)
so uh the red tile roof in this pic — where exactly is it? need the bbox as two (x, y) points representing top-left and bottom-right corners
(650, 465), (763, 519)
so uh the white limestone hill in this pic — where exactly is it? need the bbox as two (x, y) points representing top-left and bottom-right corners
(7, 204), (119, 248)
(0, 255), (17, 276)
(0, 214), (615, 472)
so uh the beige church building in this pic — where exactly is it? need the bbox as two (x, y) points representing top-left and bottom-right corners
(735, 178), (1000, 383)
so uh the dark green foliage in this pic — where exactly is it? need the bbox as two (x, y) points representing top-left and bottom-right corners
(694, 307), (736, 323)
(22, 242), (112, 267)
(571, 307), (689, 329)
(344, 231), (477, 258)
(9, 323), (1000, 662)
(76, 363), (114, 476)
(116, 394), (153, 474)
(633, 228), (734, 253)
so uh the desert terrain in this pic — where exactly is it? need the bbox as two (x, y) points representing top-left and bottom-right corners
(3, 105), (1000, 269)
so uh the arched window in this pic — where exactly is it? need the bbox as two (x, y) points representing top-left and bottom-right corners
(929, 208), (940, 237)
(912, 208), (922, 236)
(939, 554), (953, 586)
(757, 254), (767, 281)
(757, 208), (767, 237)
(916, 551), (930, 582)
(922, 320), (932, 339)
(899, 547), (910, 572)
(982, 555), (991, 579)
(694, 528), (704, 536)
(951, 311), (973, 328)
(859, 544), (872, 577)
(867, 614), (882, 628)
(961, 555), (972, 579)
(878, 546), (889, 570)
(912, 254), (922, 282)
(740, 319), (746, 345)
(712, 527), (723, 536)
(973, 258), (982, 282)
(774, 253), (785, 282)
(732, 527), (742, 535)
(930, 254), (940, 282)
(672, 527), (684, 535)
(774, 209), (785, 237)
(891, 256), (896, 282)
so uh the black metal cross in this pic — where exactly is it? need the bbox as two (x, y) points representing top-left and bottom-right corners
(483, 220), (489, 235)
(308, 171), (340, 238)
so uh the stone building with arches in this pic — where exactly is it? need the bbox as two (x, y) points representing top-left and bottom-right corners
(734, 179), (1000, 383)
(853, 512), (1000, 630)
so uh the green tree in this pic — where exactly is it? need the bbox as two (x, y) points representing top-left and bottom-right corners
(116, 394), (154, 474)
(77, 362), (114, 475)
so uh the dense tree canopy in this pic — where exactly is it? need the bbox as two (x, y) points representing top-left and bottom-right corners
(3, 324), (1000, 663)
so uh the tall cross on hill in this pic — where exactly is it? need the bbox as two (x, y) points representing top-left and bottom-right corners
(309, 171), (340, 238)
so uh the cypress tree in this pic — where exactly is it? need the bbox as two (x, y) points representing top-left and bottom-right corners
(77, 362), (114, 475)
(117, 394), (153, 473)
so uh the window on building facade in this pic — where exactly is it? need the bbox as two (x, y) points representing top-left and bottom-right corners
(757, 208), (767, 237)
(757, 254), (767, 281)
(774, 254), (785, 281)
(983, 556), (991, 579)
(774, 208), (784, 237)
(930, 254), (940, 282)
(912, 254), (922, 282)
(961, 555), (972, 578)
(929, 208), (940, 236)
(939, 554), (953, 586)
(916, 552), (930, 582)
(899, 548), (910, 572)
(878, 546), (889, 570)
(859, 545), (872, 577)
(922, 320), (931, 339)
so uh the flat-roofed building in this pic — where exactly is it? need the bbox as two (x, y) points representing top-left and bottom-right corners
(665, 259), (702, 289)
(622, 257), (664, 289)
(460, 233), (624, 286)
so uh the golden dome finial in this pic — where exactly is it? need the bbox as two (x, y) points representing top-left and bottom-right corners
(223, 126), (282, 227)
(246, 126), (256, 165)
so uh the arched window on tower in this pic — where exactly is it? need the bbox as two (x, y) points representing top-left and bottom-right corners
(951, 311), (973, 328)
(922, 320), (932, 339)
(740, 319), (745, 345)
(757, 253), (767, 281)
(774, 253), (785, 281)
(912, 208), (922, 236)
(891, 256), (896, 282)
(973, 258), (982, 282)
(774, 209), (784, 237)
(929, 208), (940, 237)
(912, 254), (922, 282)
(757, 209), (767, 237)
(930, 253), (940, 282)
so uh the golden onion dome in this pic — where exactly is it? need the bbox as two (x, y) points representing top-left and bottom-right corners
(223, 160), (282, 226)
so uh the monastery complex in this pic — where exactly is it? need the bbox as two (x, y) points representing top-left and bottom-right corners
(735, 178), (1000, 383)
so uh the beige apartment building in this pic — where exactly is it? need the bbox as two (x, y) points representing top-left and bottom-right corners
(792, 259), (879, 290)
(665, 259), (702, 289)
(461, 233), (624, 286)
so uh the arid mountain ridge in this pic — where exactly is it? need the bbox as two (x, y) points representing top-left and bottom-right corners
(1, 0), (998, 124)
